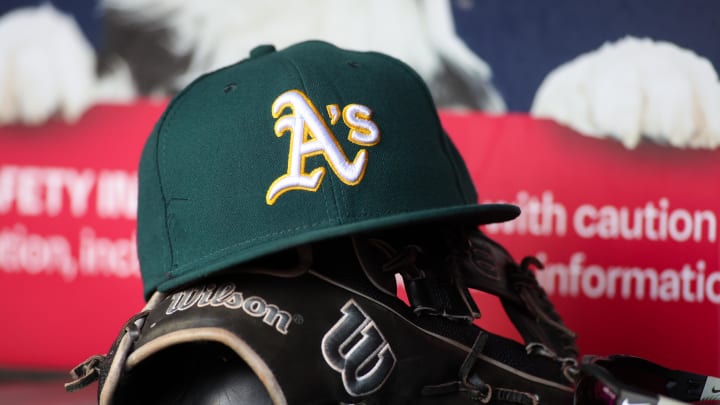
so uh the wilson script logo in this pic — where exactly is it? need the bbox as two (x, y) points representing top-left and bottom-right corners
(321, 299), (396, 396)
(165, 282), (293, 335)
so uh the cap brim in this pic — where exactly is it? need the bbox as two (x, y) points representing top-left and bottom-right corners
(154, 203), (519, 296)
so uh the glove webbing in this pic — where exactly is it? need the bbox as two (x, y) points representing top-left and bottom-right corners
(381, 242), (480, 322)
(458, 230), (578, 361)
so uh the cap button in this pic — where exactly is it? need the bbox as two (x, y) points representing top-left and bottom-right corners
(249, 44), (276, 58)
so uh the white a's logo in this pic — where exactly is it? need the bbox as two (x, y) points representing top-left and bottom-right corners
(266, 89), (380, 205)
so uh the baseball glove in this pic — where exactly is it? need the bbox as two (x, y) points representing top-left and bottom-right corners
(65, 224), (578, 404)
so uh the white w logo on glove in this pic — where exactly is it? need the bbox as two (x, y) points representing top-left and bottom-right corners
(321, 299), (396, 397)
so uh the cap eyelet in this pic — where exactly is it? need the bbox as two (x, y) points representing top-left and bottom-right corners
(223, 83), (237, 93)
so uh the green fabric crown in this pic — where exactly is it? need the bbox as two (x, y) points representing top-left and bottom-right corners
(137, 40), (519, 298)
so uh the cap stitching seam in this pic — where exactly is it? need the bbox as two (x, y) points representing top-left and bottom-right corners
(328, 78), (350, 224)
(150, 113), (174, 276)
(377, 53), (473, 203)
(281, 52), (340, 223)
(157, 65), (238, 275)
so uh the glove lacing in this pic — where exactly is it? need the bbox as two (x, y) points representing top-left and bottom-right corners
(422, 332), (540, 404)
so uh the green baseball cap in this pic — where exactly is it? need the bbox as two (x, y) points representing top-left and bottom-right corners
(137, 40), (519, 298)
